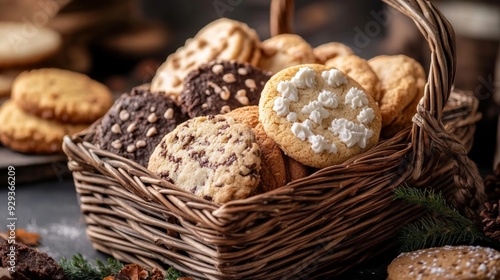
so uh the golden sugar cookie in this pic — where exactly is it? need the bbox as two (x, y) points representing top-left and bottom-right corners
(313, 42), (354, 64)
(11, 68), (113, 124)
(259, 64), (381, 168)
(257, 34), (316, 74)
(0, 100), (87, 153)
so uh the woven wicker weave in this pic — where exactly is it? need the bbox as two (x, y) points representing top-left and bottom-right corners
(63, 0), (486, 278)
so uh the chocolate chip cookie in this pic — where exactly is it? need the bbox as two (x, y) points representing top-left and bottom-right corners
(148, 115), (261, 204)
(180, 60), (271, 118)
(94, 84), (188, 166)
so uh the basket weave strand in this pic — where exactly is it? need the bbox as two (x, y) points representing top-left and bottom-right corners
(63, 0), (485, 278)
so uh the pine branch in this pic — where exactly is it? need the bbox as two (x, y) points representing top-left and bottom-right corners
(59, 253), (123, 280)
(394, 185), (489, 252)
(164, 266), (184, 280)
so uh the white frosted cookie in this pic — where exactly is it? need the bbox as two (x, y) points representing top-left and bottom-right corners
(259, 64), (382, 168)
(148, 115), (261, 204)
(150, 18), (261, 102)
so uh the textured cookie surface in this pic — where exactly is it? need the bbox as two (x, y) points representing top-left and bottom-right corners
(150, 18), (261, 101)
(226, 106), (287, 193)
(259, 64), (382, 168)
(313, 42), (354, 64)
(387, 245), (500, 280)
(94, 85), (188, 167)
(258, 34), (316, 74)
(0, 100), (87, 153)
(148, 115), (261, 204)
(325, 55), (381, 101)
(0, 22), (61, 68)
(368, 55), (426, 137)
(180, 60), (271, 118)
(11, 68), (113, 124)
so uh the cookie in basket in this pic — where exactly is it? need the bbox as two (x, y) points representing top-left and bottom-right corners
(94, 84), (188, 167)
(387, 245), (500, 280)
(257, 34), (316, 74)
(148, 115), (261, 204)
(325, 55), (381, 102)
(313, 42), (354, 64)
(0, 22), (62, 68)
(180, 60), (271, 118)
(259, 64), (382, 168)
(368, 55), (426, 138)
(0, 100), (87, 153)
(11, 68), (113, 124)
(151, 18), (261, 102)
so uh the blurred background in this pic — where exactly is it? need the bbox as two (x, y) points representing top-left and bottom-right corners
(0, 0), (498, 168)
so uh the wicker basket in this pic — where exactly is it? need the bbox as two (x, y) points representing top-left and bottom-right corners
(63, 0), (486, 278)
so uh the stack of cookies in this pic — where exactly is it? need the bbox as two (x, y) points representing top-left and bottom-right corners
(0, 68), (113, 153)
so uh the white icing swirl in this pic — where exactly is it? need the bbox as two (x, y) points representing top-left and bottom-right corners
(357, 107), (375, 124)
(309, 134), (337, 154)
(277, 80), (299, 102)
(318, 90), (339, 108)
(321, 68), (348, 87)
(287, 112), (298, 122)
(273, 96), (290, 116)
(291, 119), (313, 141)
(329, 118), (373, 148)
(345, 87), (368, 109)
(302, 100), (329, 124)
(291, 67), (316, 88)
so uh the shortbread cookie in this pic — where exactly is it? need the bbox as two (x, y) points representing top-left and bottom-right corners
(148, 115), (261, 204)
(0, 22), (61, 68)
(325, 55), (381, 101)
(313, 42), (354, 64)
(94, 84), (188, 167)
(11, 68), (113, 124)
(258, 34), (316, 74)
(227, 106), (287, 192)
(150, 18), (261, 102)
(180, 60), (271, 118)
(368, 55), (426, 137)
(387, 245), (500, 280)
(0, 100), (87, 153)
(259, 64), (382, 168)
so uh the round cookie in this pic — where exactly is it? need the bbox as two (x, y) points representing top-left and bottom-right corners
(259, 64), (382, 168)
(368, 55), (426, 137)
(0, 22), (61, 68)
(313, 42), (354, 64)
(258, 34), (316, 74)
(0, 100), (87, 153)
(94, 84), (188, 167)
(180, 60), (271, 118)
(226, 106), (287, 193)
(150, 18), (261, 102)
(148, 115), (261, 204)
(325, 55), (381, 101)
(11, 68), (113, 124)
(387, 245), (500, 280)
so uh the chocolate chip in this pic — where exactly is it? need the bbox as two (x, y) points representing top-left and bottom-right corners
(212, 64), (224, 74)
(147, 113), (158, 123)
(245, 79), (256, 89)
(111, 139), (122, 149)
(164, 108), (174, 119)
(126, 144), (136, 153)
(223, 73), (236, 83)
(224, 153), (237, 165)
(111, 124), (122, 134)
(146, 127), (158, 137)
(220, 105), (231, 114)
(203, 195), (213, 201)
(237, 68), (248, 75)
(127, 122), (137, 133)
(119, 110), (130, 121)
(208, 81), (222, 94)
(220, 87), (230, 100)
(136, 140), (147, 148)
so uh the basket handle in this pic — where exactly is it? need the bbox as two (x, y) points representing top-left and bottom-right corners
(270, 0), (485, 220)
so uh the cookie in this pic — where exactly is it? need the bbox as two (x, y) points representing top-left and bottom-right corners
(94, 84), (188, 167)
(226, 106), (287, 192)
(325, 55), (381, 101)
(0, 100), (87, 153)
(0, 70), (19, 98)
(180, 60), (271, 118)
(11, 68), (113, 124)
(258, 34), (316, 74)
(0, 22), (61, 68)
(368, 55), (425, 136)
(313, 42), (354, 64)
(284, 155), (311, 183)
(150, 18), (261, 102)
(259, 64), (382, 168)
(148, 115), (261, 204)
(387, 245), (500, 280)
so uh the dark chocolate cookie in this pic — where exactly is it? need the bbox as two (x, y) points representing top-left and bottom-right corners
(180, 60), (271, 118)
(94, 84), (188, 166)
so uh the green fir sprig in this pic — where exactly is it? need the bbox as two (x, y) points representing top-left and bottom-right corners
(59, 253), (124, 280)
(394, 185), (489, 252)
